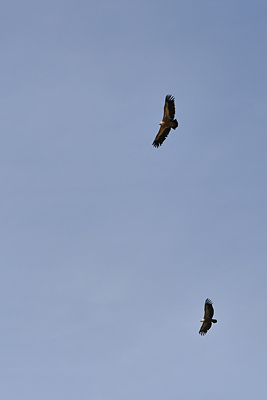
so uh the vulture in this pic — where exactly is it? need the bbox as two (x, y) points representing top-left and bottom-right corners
(199, 298), (217, 336)
(152, 95), (178, 147)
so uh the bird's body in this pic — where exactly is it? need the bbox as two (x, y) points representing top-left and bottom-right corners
(199, 298), (217, 335)
(152, 95), (178, 147)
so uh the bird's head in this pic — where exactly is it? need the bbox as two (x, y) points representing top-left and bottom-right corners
(159, 121), (164, 126)
(200, 318), (205, 322)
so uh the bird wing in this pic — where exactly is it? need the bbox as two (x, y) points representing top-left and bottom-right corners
(152, 126), (171, 147)
(204, 298), (214, 319)
(199, 320), (212, 335)
(163, 95), (176, 121)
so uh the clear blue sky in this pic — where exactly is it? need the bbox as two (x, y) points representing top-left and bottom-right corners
(1, 1), (267, 399)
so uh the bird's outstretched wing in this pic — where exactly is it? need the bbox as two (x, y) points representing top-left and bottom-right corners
(204, 298), (214, 319)
(152, 126), (171, 148)
(199, 320), (212, 335)
(163, 95), (176, 120)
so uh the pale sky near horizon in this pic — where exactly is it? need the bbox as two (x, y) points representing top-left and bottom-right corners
(1, 1), (267, 399)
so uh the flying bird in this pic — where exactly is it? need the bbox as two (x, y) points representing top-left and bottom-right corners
(199, 298), (217, 336)
(152, 95), (178, 147)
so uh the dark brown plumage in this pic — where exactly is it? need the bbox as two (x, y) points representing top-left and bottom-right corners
(199, 298), (217, 336)
(152, 95), (178, 147)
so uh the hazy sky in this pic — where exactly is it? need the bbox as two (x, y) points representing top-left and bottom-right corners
(1, 1), (267, 399)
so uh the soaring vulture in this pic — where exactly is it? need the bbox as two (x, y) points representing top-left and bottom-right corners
(199, 298), (217, 336)
(152, 95), (178, 147)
